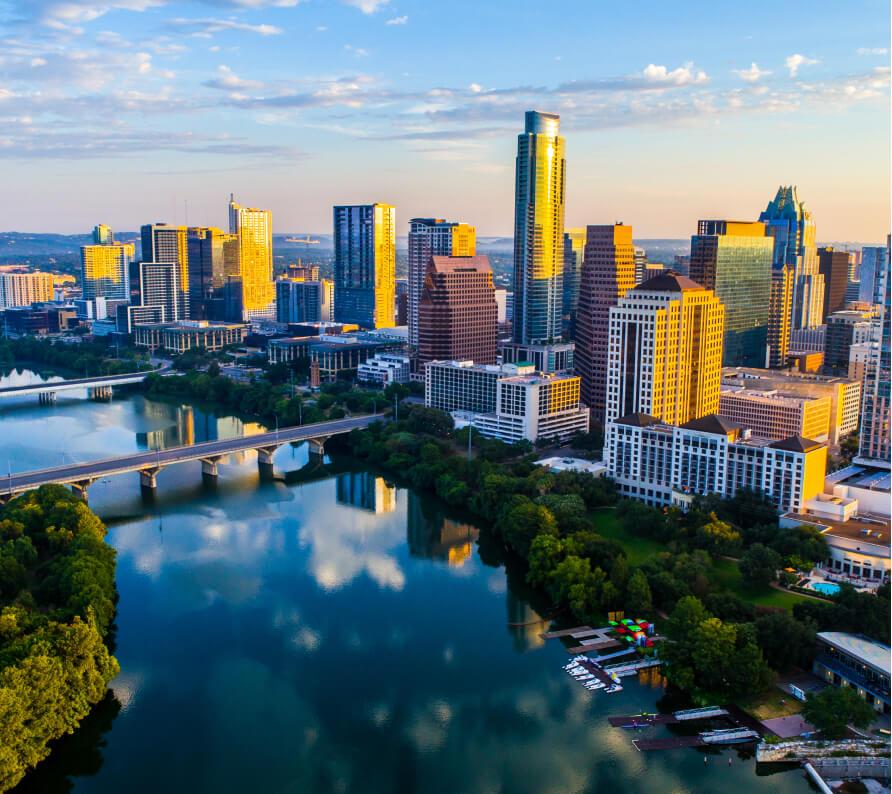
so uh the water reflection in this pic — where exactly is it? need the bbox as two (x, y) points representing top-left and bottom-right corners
(335, 471), (397, 513)
(407, 492), (479, 567)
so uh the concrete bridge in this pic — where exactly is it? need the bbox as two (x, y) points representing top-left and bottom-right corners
(1, 414), (380, 502)
(0, 369), (166, 403)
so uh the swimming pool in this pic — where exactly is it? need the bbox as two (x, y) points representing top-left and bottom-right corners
(810, 582), (841, 596)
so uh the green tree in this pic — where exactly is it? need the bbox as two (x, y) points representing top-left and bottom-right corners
(754, 610), (816, 671)
(497, 497), (558, 557)
(695, 514), (742, 556)
(739, 543), (782, 587)
(626, 570), (652, 613)
(803, 686), (877, 738)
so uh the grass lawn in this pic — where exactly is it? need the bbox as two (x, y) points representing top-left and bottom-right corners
(739, 688), (803, 720)
(712, 558), (816, 610)
(590, 508), (665, 566)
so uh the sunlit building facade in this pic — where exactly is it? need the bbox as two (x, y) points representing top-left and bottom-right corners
(228, 196), (275, 320)
(513, 111), (566, 345)
(690, 220), (773, 367)
(0, 271), (55, 308)
(80, 243), (133, 301)
(333, 203), (396, 329)
(92, 224), (114, 245)
(766, 264), (794, 368)
(140, 223), (189, 320)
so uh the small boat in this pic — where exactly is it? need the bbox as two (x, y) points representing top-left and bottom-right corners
(585, 681), (606, 690)
(575, 674), (595, 681)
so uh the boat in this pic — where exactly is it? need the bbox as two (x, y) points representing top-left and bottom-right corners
(575, 674), (595, 681)
(699, 728), (760, 745)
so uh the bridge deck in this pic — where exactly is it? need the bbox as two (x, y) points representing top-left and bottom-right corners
(0, 370), (162, 398)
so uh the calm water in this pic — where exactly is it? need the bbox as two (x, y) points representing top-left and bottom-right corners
(1, 369), (811, 793)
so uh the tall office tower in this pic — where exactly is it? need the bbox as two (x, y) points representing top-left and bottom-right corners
(605, 272), (725, 426)
(140, 223), (188, 319)
(859, 246), (889, 305)
(818, 246), (850, 319)
(689, 220), (773, 367)
(857, 236), (891, 468)
(408, 218), (476, 346)
(80, 243), (133, 301)
(574, 224), (636, 420)
(824, 310), (875, 373)
(187, 227), (237, 320)
(275, 278), (334, 324)
(92, 224), (114, 245)
(759, 185), (824, 329)
(138, 262), (180, 322)
(333, 203), (396, 329)
(0, 272), (54, 308)
(417, 255), (498, 365)
(766, 264), (795, 368)
(562, 228), (586, 328)
(512, 110), (566, 344)
(228, 196), (275, 320)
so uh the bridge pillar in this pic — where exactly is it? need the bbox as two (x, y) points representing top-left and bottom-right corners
(139, 467), (162, 491)
(255, 445), (281, 466)
(200, 456), (222, 479)
(88, 385), (113, 401)
(307, 437), (329, 459)
(39, 391), (57, 406)
(70, 479), (93, 502)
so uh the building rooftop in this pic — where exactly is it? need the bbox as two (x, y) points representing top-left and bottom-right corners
(613, 412), (663, 428)
(720, 387), (825, 407)
(722, 366), (858, 387)
(826, 465), (891, 494)
(817, 632), (891, 677)
(633, 271), (704, 293)
(681, 414), (742, 435)
(428, 255), (492, 273)
(769, 435), (824, 453)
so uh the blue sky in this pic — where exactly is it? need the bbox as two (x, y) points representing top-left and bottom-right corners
(0, 0), (889, 240)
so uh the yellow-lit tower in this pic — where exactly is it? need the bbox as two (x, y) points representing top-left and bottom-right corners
(229, 195), (275, 320)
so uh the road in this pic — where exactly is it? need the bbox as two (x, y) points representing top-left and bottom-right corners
(0, 369), (169, 398)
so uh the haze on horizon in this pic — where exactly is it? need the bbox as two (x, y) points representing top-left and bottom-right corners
(0, 0), (889, 242)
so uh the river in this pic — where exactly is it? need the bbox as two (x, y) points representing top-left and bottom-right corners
(1, 368), (811, 793)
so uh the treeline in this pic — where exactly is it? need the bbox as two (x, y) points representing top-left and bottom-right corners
(345, 404), (891, 704)
(0, 485), (119, 792)
(0, 336), (150, 378)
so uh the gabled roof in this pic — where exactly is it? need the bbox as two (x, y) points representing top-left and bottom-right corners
(614, 412), (662, 428)
(769, 435), (823, 453)
(680, 414), (741, 435)
(633, 270), (705, 293)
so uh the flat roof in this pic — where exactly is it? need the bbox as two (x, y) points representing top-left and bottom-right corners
(827, 465), (891, 494)
(817, 632), (891, 677)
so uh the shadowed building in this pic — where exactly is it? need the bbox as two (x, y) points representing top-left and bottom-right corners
(818, 246), (851, 320)
(562, 228), (586, 330)
(141, 223), (188, 319)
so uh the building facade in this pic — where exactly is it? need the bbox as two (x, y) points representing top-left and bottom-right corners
(512, 111), (565, 345)
(562, 228), (586, 329)
(357, 353), (411, 386)
(407, 218), (476, 346)
(859, 246), (888, 306)
(417, 255), (497, 366)
(813, 632), (890, 714)
(133, 320), (247, 353)
(186, 227), (238, 320)
(275, 278), (334, 324)
(719, 387), (831, 442)
(766, 264), (794, 368)
(228, 196), (274, 320)
(0, 272), (55, 308)
(574, 223), (637, 420)
(140, 223), (188, 320)
(333, 203), (396, 329)
(818, 246), (851, 320)
(80, 243), (133, 301)
(605, 272), (725, 426)
(137, 261), (181, 322)
(824, 310), (874, 373)
(690, 220), (774, 367)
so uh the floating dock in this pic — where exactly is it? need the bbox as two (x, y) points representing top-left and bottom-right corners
(633, 728), (760, 752)
(604, 657), (662, 677)
(541, 625), (593, 639)
(608, 706), (729, 728)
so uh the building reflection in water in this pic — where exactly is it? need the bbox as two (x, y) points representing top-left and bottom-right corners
(335, 471), (397, 514)
(406, 492), (479, 567)
(506, 590), (549, 652)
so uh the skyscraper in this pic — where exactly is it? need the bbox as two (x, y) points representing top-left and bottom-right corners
(574, 224), (636, 421)
(92, 224), (114, 245)
(137, 261), (180, 322)
(689, 220), (773, 367)
(228, 196), (274, 320)
(859, 246), (889, 306)
(417, 255), (498, 365)
(759, 186), (824, 329)
(512, 111), (566, 344)
(333, 203), (396, 329)
(766, 264), (794, 368)
(817, 246), (851, 319)
(605, 272), (725, 426)
(562, 228), (586, 328)
(276, 278), (334, 324)
(186, 227), (237, 320)
(140, 223), (188, 319)
(408, 218), (476, 346)
(0, 272), (54, 308)
(80, 243), (133, 301)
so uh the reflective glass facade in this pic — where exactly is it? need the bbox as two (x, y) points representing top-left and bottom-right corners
(228, 197), (275, 320)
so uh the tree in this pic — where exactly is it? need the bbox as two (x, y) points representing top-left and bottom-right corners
(497, 497), (558, 557)
(754, 610), (817, 671)
(803, 686), (877, 738)
(739, 543), (781, 588)
(626, 570), (652, 613)
(695, 514), (742, 557)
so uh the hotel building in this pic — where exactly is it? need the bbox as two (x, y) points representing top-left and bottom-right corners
(0, 271), (55, 308)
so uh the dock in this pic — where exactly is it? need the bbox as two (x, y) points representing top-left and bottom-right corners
(541, 625), (593, 639)
(608, 706), (729, 728)
(632, 728), (759, 752)
(573, 658), (622, 691)
(567, 638), (622, 653)
(604, 657), (662, 677)
(633, 735), (705, 751)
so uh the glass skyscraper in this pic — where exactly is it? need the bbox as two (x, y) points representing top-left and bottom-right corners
(512, 111), (565, 344)
(228, 196), (275, 321)
(562, 228), (586, 329)
(689, 220), (774, 367)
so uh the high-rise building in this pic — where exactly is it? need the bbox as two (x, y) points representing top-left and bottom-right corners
(286, 263), (320, 281)
(859, 246), (888, 306)
(80, 243), (133, 301)
(574, 224), (637, 420)
(228, 196), (274, 320)
(633, 247), (648, 284)
(407, 218), (475, 346)
(417, 255), (497, 365)
(512, 111), (566, 344)
(857, 236), (891, 468)
(333, 203), (396, 329)
(759, 185), (824, 329)
(605, 272), (725, 426)
(137, 262), (180, 322)
(690, 220), (773, 367)
(562, 228), (586, 328)
(818, 247), (850, 320)
(187, 227), (238, 320)
(140, 223), (188, 319)
(92, 224), (114, 245)
(0, 272), (55, 308)
(824, 310), (875, 373)
(766, 264), (795, 368)
(275, 278), (334, 324)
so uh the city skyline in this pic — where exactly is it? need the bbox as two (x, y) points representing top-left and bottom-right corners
(0, 0), (889, 240)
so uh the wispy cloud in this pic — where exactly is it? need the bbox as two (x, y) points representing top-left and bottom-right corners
(165, 17), (283, 36)
(856, 47), (888, 56)
(202, 64), (264, 90)
(344, 44), (370, 57)
(785, 53), (819, 77)
(385, 15), (408, 25)
(733, 62), (771, 82)
(342, 0), (389, 13)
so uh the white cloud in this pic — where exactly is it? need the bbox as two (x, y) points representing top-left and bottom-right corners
(642, 62), (708, 86)
(385, 15), (408, 25)
(733, 62), (771, 82)
(166, 17), (283, 36)
(343, 0), (389, 13)
(857, 47), (888, 56)
(136, 51), (152, 74)
(203, 64), (264, 90)
(344, 44), (370, 58)
(786, 53), (819, 77)
(469, 82), (482, 93)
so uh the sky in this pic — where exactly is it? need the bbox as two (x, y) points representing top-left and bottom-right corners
(0, 0), (889, 240)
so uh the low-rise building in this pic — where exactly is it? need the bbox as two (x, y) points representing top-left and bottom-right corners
(357, 353), (411, 386)
(813, 632), (890, 714)
(425, 360), (589, 444)
(133, 320), (247, 353)
(605, 413), (827, 514)
(268, 332), (404, 382)
(536, 457), (608, 476)
(824, 465), (891, 518)
(719, 387), (831, 442)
